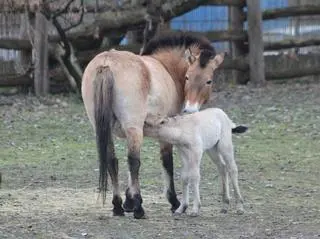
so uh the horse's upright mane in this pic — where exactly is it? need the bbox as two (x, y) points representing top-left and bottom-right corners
(141, 31), (216, 68)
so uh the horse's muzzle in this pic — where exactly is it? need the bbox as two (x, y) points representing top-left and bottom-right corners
(182, 101), (200, 114)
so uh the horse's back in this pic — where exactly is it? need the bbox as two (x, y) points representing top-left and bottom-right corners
(82, 50), (151, 128)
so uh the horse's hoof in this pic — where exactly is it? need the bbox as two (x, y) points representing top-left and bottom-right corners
(170, 200), (181, 213)
(123, 199), (134, 213)
(220, 208), (228, 214)
(171, 200), (180, 213)
(123, 206), (134, 213)
(133, 207), (146, 219)
(113, 206), (125, 216)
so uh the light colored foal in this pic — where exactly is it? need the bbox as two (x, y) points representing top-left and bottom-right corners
(144, 108), (247, 216)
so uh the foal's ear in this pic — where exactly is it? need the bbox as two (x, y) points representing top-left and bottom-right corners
(184, 48), (197, 65)
(210, 52), (225, 70)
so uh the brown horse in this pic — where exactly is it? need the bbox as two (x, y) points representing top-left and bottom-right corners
(81, 31), (224, 219)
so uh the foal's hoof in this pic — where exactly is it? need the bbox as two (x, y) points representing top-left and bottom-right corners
(173, 211), (182, 217)
(133, 207), (147, 219)
(189, 212), (199, 217)
(236, 208), (245, 215)
(220, 208), (228, 214)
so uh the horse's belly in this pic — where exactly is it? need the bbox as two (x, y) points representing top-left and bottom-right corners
(112, 120), (126, 138)
(146, 89), (181, 117)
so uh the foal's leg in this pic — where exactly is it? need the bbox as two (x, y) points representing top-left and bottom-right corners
(207, 148), (230, 213)
(107, 140), (125, 216)
(174, 150), (189, 215)
(189, 155), (201, 217)
(160, 142), (180, 212)
(218, 144), (244, 215)
(122, 127), (146, 219)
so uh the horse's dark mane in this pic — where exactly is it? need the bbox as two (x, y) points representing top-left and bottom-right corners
(141, 31), (216, 68)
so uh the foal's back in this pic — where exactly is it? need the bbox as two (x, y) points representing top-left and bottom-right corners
(185, 108), (234, 150)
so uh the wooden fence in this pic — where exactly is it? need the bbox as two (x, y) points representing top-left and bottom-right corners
(1, 0), (320, 94)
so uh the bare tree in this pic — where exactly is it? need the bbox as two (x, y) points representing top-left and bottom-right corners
(1, 0), (211, 93)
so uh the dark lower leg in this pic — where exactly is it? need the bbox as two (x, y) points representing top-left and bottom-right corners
(109, 162), (124, 216)
(107, 142), (124, 216)
(123, 187), (134, 212)
(112, 195), (124, 216)
(160, 143), (180, 212)
(125, 152), (145, 219)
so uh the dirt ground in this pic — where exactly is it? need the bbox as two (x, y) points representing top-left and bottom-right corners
(1, 79), (319, 239)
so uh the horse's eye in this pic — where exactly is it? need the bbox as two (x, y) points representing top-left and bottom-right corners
(185, 76), (189, 81)
(206, 80), (212, 85)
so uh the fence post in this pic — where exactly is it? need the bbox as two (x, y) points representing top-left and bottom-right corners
(246, 0), (266, 86)
(229, 3), (247, 84)
(34, 11), (49, 96)
(15, 12), (33, 91)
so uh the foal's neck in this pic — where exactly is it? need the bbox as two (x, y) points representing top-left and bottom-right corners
(152, 50), (188, 97)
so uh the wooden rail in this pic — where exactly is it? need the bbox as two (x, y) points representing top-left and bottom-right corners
(2, 0), (320, 91)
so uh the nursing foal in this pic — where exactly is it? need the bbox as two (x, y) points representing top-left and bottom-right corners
(144, 108), (247, 217)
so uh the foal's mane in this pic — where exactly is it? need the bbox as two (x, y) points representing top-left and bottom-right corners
(141, 31), (216, 68)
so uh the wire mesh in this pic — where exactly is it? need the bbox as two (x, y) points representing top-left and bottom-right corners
(170, 0), (320, 54)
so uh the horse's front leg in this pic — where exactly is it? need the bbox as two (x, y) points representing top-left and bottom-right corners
(123, 127), (146, 219)
(160, 142), (181, 213)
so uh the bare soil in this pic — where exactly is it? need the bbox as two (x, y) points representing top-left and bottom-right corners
(1, 79), (319, 239)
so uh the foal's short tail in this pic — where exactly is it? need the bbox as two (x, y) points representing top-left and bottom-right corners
(232, 125), (248, 134)
(94, 65), (114, 204)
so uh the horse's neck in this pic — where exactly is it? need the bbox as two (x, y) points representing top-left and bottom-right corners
(152, 50), (188, 94)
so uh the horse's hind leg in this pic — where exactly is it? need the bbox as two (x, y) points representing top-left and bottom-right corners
(123, 127), (146, 219)
(107, 140), (125, 216)
(160, 142), (181, 213)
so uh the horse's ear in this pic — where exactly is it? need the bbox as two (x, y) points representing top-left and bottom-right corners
(184, 48), (197, 65)
(210, 52), (225, 70)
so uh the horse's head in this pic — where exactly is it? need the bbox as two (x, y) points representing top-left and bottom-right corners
(182, 48), (224, 113)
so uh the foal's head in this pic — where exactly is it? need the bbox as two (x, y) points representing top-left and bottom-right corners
(182, 48), (224, 113)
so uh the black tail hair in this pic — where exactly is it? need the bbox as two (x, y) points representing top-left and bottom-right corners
(94, 65), (114, 205)
(232, 125), (248, 134)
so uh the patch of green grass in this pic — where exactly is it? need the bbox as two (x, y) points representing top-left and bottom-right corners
(0, 84), (319, 238)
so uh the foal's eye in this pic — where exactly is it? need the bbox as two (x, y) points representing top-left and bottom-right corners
(206, 80), (213, 85)
(185, 76), (189, 81)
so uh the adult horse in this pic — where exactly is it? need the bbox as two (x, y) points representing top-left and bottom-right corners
(81, 31), (224, 219)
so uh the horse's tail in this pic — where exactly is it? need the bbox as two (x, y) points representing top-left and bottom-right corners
(232, 125), (248, 134)
(93, 65), (114, 205)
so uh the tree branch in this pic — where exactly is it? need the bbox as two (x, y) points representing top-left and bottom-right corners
(52, 0), (74, 18)
(65, 0), (211, 41)
(63, 0), (84, 32)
